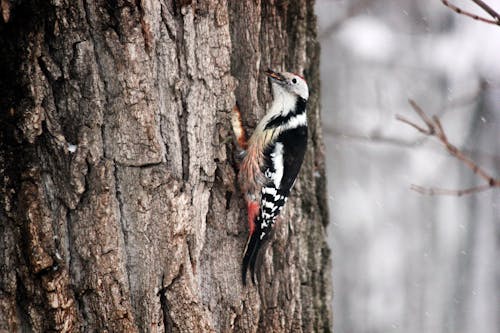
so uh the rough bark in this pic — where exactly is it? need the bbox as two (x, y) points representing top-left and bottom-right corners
(0, 0), (331, 332)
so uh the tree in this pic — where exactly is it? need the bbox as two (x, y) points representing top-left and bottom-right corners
(0, 1), (332, 332)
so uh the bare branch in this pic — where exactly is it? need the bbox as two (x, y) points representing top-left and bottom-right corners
(441, 0), (500, 26)
(396, 100), (500, 196)
(432, 116), (447, 141)
(395, 115), (430, 135)
(411, 100), (435, 128)
(323, 126), (426, 147)
(323, 126), (500, 164)
(410, 183), (495, 196)
(471, 0), (500, 21)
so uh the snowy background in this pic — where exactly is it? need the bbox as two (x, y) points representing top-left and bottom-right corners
(315, 1), (500, 332)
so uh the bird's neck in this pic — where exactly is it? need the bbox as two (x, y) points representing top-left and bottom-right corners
(268, 87), (298, 118)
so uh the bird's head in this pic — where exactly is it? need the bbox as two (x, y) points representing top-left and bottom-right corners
(265, 68), (309, 100)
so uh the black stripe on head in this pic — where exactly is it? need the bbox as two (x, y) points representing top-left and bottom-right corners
(264, 97), (307, 130)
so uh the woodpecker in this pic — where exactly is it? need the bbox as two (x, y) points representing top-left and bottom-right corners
(232, 68), (309, 285)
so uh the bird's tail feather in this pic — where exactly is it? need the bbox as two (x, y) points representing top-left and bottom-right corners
(242, 231), (261, 285)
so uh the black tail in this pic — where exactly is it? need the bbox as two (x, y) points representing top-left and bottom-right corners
(242, 231), (262, 285)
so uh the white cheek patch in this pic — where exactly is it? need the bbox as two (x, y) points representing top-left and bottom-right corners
(271, 142), (284, 188)
(297, 81), (309, 100)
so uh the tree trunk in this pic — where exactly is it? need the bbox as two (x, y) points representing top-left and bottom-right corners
(0, 1), (331, 332)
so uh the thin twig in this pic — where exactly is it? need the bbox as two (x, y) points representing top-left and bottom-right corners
(323, 126), (426, 148)
(396, 99), (500, 196)
(323, 126), (500, 165)
(441, 0), (500, 26)
(395, 115), (430, 135)
(471, 0), (500, 21)
(410, 183), (494, 196)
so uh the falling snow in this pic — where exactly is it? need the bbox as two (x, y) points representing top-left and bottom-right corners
(316, 0), (500, 332)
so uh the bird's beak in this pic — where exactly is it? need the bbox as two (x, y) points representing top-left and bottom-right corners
(265, 68), (285, 83)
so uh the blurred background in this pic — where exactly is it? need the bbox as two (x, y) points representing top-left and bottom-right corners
(314, 1), (499, 332)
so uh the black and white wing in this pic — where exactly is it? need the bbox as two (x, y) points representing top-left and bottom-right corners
(258, 125), (308, 239)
